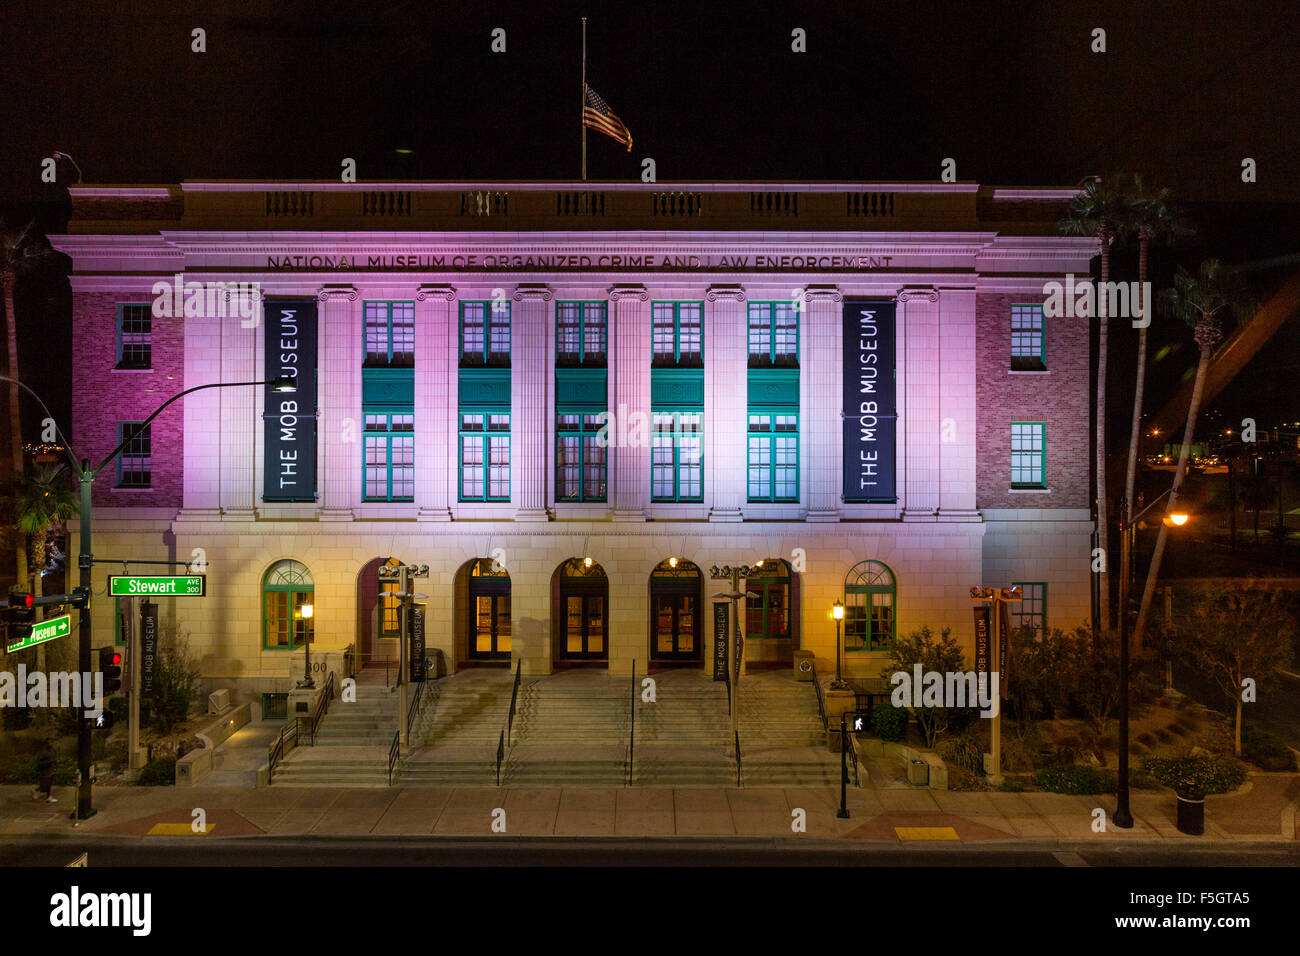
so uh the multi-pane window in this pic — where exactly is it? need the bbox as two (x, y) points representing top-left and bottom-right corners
(844, 561), (896, 651)
(556, 414), (607, 501)
(460, 412), (510, 501)
(1011, 304), (1046, 371)
(747, 302), (799, 367)
(747, 413), (798, 501)
(116, 422), (150, 488)
(262, 560), (313, 650)
(363, 414), (414, 501)
(116, 304), (152, 369)
(1011, 422), (1046, 488)
(1011, 583), (1047, 638)
(364, 301), (415, 367)
(557, 302), (607, 366)
(379, 580), (401, 636)
(745, 562), (791, 639)
(461, 302), (511, 366)
(651, 412), (703, 501)
(651, 302), (703, 367)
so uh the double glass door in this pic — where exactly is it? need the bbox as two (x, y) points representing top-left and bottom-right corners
(652, 593), (699, 660)
(470, 593), (511, 660)
(563, 593), (606, 659)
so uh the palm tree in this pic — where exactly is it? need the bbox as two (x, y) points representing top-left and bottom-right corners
(1060, 176), (1133, 634)
(14, 464), (79, 674)
(2, 220), (53, 591)
(1117, 176), (1192, 647)
(1132, 260), (1255, 649)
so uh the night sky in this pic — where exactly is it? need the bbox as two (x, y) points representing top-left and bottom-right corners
(2, 0), (1299, 430)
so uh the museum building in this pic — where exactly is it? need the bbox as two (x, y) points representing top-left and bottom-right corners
(51, 180), (1097, 711)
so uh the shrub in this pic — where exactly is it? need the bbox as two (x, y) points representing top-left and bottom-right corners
(879, 626), (969, 748)
(1241, 728), (1298, 773)
(999, 778), (1026, 792)
(150, 628), (201, 734)
(938, 727), (984, 774)
(1002, 736), (1040, 772)
(871, 703), (906, 742)
(138, 757), (176, 786)
(1033, 765), (1117, 795)
(1143, 755), (1247, 797)
(947, 767), (990, 792)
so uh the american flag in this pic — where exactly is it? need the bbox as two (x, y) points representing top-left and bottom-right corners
(583, 85), (633, 152)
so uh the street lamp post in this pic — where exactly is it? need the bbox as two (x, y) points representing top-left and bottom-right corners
(830, 599), (848, 690)
(1115, 489), (1189, 829)
(709, 563), (759, 754)
(1, 373), (295, 820)
(296, 602), (315, 688)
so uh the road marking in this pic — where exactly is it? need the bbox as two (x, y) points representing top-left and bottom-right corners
(1053, 850), (1089, 866)
(147, 823), (214, 836)
(895, 826), (959, 841)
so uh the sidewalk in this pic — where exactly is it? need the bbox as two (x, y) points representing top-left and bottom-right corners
(2, 774), (1296, 843)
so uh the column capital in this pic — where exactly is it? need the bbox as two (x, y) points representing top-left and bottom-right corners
(317, 284), (358, 302)
(512, 283), (552, 302)
(608, 284), (648, 301)
(803, 284), (842, 303)
(897, 286), (939, 304)
(416, 284), (456, 301)
(705, 284), (746, 302)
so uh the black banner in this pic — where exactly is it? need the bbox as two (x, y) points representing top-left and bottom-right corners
(973, 604), (990, 679)
(999, 599), (1011, 699)
(842, 300), (897, 501)
(712, 603), (729, 682)
(140, 601), (157, 700)
(263, 299), (318, 502)
(410, 604), (426, 683)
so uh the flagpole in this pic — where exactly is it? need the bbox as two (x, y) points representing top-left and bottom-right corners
(581, 17), (587, 182)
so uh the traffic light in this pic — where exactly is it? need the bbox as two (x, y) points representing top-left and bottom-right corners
(98, 646), (123, 695)
(6, 589), (34, 621)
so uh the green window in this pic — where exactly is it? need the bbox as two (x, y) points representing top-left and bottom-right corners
(364, 301), (415, 367)
(1011, 304), (1045, 371)
(651, 412), (703, 501)
(844, 560), (896, 651)
(262, 560), (314, 650)
(460, 411), (510, 501)
(745, 560), (791, 639)
(1011, 582), (1047, 637)
(747, 412), (798, 502)
(557, 301), (607, 367)
(116, 304), (152, 369)
(651, 301), (703, 367)
(363, 413), (415, 501)
(460, 301), (511, 367)
(556, 413), (607, 501)
(747, 302), (799, 367)
(1011, 422), (1046, 488)
(116, 422), (151, 488)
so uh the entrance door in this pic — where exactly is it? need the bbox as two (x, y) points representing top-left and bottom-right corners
(564, 593), (606, 659)
(652, 593), (699, 661)
(470, 593), (511, 660)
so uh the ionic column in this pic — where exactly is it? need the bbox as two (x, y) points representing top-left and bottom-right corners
(706, 285), (745, 522)
(219, 289), (258, 517)
(180, 285), (222, 517)
(317, 284), (359, 520)
(610, 284), (649, 521)
(937, 288), (980, 519)
(803, 285), (842, 521)
(899, 287), (940, 521)
(415, 284), (455, 521)
(512, 284), (552, 521)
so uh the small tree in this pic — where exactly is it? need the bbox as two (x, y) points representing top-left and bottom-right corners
(150, 626), (202, 735)
(881, 626), (968, 748)
(1173, 584), (1295, 755)
(1005, 626), (1078, 740)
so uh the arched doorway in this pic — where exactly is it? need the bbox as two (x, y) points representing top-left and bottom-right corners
(465, 558), (511, 662)
(263, 560), (314, 651)
(357, 557), (405, 668)
(553, 558), (609, 664)
(649, 557), (702, 663)
(744, 558), (797, 666)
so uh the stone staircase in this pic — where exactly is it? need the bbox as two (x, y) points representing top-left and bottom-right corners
(502, 671), (629, 786)
(270, 668), (397, 787)
(399, 669), (514, 786)
(733, 671), (841, 786)
(632, 669), (735, 786)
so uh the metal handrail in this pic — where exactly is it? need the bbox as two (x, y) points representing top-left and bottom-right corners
(388, 730), (400, 786)
(734, 731), (742, 788)
(506, 658), (522, 745)
(305, 671), (336, 745)
(627, 660), (636, 787)
(811, 661), (828, 729)
(407, 678), (424, 739)
(495, 730), (506, 786)
(267, 721), (297, 783)
(845, 723), (861, 787)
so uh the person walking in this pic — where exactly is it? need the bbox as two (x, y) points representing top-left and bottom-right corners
(33, 738), (58, 803)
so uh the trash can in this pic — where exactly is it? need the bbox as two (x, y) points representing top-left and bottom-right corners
(908, 759), (929, 786)
(1176, 790), (1205, 835)
(794, 650), (815, 682)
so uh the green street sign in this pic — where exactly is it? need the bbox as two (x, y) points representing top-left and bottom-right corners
(108, 575), (207, 597)
(7, 613), (72, 652)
